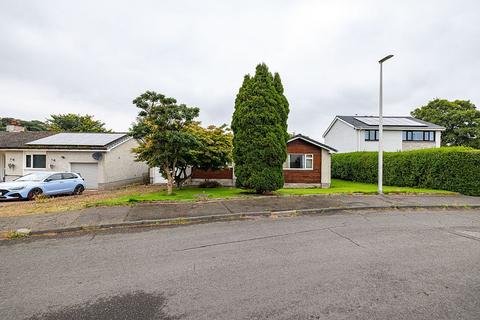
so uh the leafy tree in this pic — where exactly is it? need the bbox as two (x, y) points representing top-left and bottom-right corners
(46, 114), (110, 132)
(0, 117), (47, 131)
(130, 91), (199, 195)
(231, 63), (290, 193)
(411, 99), (480, 148)
(174, 123), (233, 187)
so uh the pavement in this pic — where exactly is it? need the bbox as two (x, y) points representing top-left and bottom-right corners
(2, 194), (480, 235)
(1, 208), (480, 319)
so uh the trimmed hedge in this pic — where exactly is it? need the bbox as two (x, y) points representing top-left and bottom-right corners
(332, 147), (480, 196)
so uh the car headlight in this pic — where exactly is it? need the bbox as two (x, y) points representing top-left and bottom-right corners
(9, 186), (25, 191)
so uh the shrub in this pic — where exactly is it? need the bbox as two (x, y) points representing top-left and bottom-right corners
(332, 147), (480, 196)
(198, 180), (222, 188)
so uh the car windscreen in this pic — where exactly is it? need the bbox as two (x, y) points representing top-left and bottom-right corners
(15, 173), (52, 182)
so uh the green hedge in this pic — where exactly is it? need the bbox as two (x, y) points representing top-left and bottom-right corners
(332, 147), (480, 196)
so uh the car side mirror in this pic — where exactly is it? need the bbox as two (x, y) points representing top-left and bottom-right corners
(45, 178), (52, 182)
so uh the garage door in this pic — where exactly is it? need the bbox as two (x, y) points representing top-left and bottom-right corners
(71, 163), (98, 189)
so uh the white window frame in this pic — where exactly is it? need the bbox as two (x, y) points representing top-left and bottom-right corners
(284, 154), (314, 170)
(24, 152), (47, 169)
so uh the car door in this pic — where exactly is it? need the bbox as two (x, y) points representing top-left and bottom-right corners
(42, 173), (64, 195)
(61, 173), (78, 193)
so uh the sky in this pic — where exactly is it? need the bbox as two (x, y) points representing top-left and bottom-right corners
(1, 0), (479, 140)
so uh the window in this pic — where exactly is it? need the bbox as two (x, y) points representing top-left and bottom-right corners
(46, 173), (62, 181)
(25, 154), (46, 169)
(402, 131), (435, 142)
(365, 130), (378, 141)
(284, 154), (313, 169)
(62, 173), (77, 179)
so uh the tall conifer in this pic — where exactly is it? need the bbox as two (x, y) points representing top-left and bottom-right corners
(232, 63), (290, 193)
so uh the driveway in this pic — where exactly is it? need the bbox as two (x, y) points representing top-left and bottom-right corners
(1, 208), (480, 319)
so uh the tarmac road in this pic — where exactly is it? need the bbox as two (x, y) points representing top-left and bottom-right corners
(1, 208), (480, 319)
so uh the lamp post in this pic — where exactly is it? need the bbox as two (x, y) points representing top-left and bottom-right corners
(378, 54), (394, 194)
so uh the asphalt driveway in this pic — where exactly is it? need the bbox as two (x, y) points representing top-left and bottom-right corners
(1, 208), (480, 319)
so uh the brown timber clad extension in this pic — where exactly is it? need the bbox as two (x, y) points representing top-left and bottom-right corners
(284, 139), (322, 183)
(191, 167), (234, 180)
(189, 135), (336, 187)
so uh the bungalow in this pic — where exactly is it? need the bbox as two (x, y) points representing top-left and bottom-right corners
(0, 131), (149, 189)
(186, 134), (337, 188)
(323, 116), (445, 153)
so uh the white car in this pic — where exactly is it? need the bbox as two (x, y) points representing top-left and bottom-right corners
(0, 172), (86, 200)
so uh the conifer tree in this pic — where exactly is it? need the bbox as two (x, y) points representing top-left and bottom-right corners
(231, 63), (290, 193)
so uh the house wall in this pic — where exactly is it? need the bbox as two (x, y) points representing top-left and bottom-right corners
(45, 150), (103, 178)
(0, 153), (5, 182)
(2, 139), (148, 189)
(324, 119), (358, 153)
(436, 131), (442, 147)
(190, 167), (234, 187)
(284, 139), (321, 184)
(358, 130), (403, 152)
(402, 141), (436, 151)
(320, 149), (331, 188)
(3, 151), (23, 181)
(101, 138), (149, 189)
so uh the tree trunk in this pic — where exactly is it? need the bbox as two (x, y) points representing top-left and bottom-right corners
(167, 175), (174, 195)
(164, 165), (174, 195)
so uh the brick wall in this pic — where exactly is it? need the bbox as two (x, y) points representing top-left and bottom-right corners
(191, 167), (233, 179)
(284, 139), (322, 183)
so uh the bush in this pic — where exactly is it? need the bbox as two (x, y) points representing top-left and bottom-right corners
(332, 147), (480, 196)
(198, 180), (222, 188)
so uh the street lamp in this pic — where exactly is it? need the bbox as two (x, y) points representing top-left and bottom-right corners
(378, 54), (394, 194)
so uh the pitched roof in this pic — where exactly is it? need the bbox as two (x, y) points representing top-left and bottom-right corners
(0, 132), (129, 150)
(0, 131), (56, 149)
(336, 116), (445, 129)
(323, 115), (445, 137)
(288, 134), (337, 152)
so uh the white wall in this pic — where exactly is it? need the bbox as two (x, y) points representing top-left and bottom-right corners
(435, 131), (442, 147)
(2, 140), (148, 188)
(320, 149), (331, 187)
(358, 130), (403, 152)
(324, 119), (358, 153)
(0, 153), (4, 181)
(3, 151), (23, 181)
(102, 139), (149, 188)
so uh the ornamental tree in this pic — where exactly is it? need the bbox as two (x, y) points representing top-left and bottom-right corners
(411, 99), (480, 148)
(46, 114), (110, 132)
(130, 91), (199, 195)
(174, 123), (233, 187)
(231, 63), (290, 193)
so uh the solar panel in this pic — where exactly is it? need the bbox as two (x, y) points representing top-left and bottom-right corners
(26, 133), (126, 146)
(354, 117), (427, 127)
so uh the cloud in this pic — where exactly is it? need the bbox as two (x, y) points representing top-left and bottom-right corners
(0, 0), (479, 140)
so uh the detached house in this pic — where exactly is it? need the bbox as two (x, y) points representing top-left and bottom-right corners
(323, 116), (445, 153)
(183, 134), (337, 188)
(0, 131), (148, 189)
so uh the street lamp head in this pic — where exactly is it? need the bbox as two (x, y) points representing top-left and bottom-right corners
(379, 54), (394, 63)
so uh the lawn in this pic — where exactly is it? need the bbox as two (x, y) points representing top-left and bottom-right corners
(92, 179), (454, 207)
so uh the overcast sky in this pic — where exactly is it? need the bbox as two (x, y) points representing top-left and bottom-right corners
(1, 0), (479, 140)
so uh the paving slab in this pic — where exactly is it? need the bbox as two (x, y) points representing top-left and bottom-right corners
(1, 194), (480, 234)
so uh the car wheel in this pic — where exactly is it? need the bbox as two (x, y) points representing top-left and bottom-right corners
(73, 185), (85, 195)
(27, 188), (43, 200)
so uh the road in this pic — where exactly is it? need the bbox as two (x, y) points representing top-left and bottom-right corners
(1, 208), (480, 319)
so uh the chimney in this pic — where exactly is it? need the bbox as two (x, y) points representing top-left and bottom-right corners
(6, 120), (25, 132)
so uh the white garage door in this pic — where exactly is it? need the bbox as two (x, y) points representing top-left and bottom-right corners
(71, 163), (98, 189)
